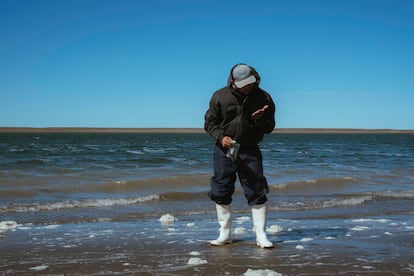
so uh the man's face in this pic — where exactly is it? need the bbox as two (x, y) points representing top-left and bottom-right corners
(235, 83), (255, 95)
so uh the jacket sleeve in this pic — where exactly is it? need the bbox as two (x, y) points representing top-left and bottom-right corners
(204, 95), (224, 143)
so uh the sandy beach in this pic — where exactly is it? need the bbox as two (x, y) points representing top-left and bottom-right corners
(2, 211), (413, 275)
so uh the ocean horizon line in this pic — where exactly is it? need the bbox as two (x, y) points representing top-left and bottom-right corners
(0, 127), (413, 134)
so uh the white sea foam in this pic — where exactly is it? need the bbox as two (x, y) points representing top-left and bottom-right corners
(267, 225), (283, 234)
(0, 221), (17, 233)
(283, 240), (299, 243)
(374, 190), (414, 199)
(189, 251), (201, 256)
(295, 245), (305, 250)
(42, 224), (60, 229)
(234, 227), (246, 234)
(159, 214), (176, 225)
(244, 268), (282, 276)
(4, 194), (159, 213)
(300, 237), (313, 242)
(30, 265), (48, 271)
(323, 196), (373, 208)
(143, 147), (165, 153)
(236, 216), (251, 224)
(126, 150), (144, 155)
(350, 226), (370, 231)
(352, 218), (390, 223)
(17, 226), (32, 230)
(113, 180), (127, 186)
(187, 257), (207, 265)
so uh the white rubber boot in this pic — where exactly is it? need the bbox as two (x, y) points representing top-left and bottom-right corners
(252, 204), (274, 248)
(210, 204), (232, 245)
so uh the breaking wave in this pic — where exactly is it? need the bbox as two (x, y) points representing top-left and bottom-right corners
(1, 194), (159, 213)
(270, 190), (414, 212)
(2, 189), (413, 215)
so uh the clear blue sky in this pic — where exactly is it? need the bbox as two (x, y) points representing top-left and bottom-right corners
(1, 0), (413, 129)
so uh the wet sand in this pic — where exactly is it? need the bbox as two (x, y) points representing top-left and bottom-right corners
(1, 212), (413, 275)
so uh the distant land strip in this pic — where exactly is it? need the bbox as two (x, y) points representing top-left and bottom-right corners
(0, 127), (413, 134)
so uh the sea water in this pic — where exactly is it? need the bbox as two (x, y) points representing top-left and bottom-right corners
(0, 132), (413, 226)
(1, 132), (413, 274)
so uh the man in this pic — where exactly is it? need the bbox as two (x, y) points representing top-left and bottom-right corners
(204, 63), (276, 248)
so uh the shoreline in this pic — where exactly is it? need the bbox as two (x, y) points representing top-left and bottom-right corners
(1, 213), (413, 275)
(0, 127), (413, 134)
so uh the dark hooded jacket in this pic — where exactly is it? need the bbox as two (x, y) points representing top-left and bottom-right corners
(204, 70), (276, 146)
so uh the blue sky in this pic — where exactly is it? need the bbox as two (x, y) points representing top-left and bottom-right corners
(1, 0), (413, 129)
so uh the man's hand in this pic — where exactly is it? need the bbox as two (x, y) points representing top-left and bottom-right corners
(251, 105), (269, 120)
(221, 136), (234, 148)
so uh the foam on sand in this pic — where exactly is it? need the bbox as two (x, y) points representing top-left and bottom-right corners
(189, 251), (201, 256)
(187, 257), (208, 265)
(30, 265), (48, 271)
(244, 268), (282, 276)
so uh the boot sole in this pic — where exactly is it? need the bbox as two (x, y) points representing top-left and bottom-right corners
(257, 242), (274, 249)
(210, 240), (232, 246)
